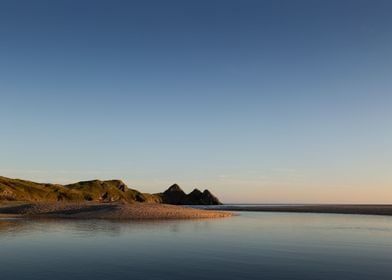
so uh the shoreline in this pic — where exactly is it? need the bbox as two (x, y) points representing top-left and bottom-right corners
(0, 202), (235, 220)
(202, 204), (392, 217)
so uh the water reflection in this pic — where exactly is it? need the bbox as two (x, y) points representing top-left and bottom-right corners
(1, 213), (392, 280)
(0, 218), (201, 236)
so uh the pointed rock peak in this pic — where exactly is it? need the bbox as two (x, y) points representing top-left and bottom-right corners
(165, 184), (184, 193)
(190, 188), (203, 195)
(202, 189), (222, 205)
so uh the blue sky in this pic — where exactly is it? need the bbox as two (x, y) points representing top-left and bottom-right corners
(1, 0), (392, 203)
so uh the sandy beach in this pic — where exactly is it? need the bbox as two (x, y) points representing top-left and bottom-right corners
(0, 202), (234, 220)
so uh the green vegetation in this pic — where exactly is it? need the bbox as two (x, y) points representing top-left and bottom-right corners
(0, 176), (161, 204)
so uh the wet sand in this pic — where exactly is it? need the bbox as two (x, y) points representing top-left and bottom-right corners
(204, 204), (392, 216)
(0, 202), (234, 220)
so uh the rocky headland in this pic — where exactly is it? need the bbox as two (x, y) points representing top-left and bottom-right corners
(0, 176), (230, 220)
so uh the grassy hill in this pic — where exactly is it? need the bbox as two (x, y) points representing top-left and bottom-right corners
(0, 176), (161, 204)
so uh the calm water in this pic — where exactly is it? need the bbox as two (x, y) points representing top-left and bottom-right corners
(1, 212), (392, 280)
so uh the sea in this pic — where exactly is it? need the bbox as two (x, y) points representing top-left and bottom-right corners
(1, 210), (392, 279)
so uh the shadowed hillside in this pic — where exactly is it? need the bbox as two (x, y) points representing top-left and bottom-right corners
(0, 176), (221, 205)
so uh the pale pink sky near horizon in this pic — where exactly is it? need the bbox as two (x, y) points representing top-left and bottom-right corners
(1, 168), (391, 204)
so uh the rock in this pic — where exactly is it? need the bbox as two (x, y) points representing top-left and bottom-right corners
(160, 185), (222, 205)
(162, 184), (187, 204)
(183, 188), (203, 204)
(200, 189), (222, 205)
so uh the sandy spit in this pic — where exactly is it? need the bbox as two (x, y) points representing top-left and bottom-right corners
(0, 202), (235, 220)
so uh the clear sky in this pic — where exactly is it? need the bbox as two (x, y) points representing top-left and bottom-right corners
(1, 0), (391, 203)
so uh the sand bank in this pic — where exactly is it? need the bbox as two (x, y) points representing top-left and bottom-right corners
(0, 202), (234, 220)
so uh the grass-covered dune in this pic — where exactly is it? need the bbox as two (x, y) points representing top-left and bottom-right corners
(0, 176), (159, 204)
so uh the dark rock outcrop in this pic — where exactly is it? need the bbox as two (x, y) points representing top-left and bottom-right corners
(162, 184), (187, 204)
(200, 189), (222, 205)
(159, 185), (222, 205)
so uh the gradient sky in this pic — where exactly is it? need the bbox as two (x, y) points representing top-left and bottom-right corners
(1, 0), (392, 203)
